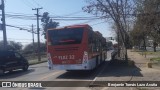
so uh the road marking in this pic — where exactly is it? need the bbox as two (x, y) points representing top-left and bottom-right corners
(101, 87), (109, 90)
(93, 62), (108, 81)
(90, 62), (109, 88)
(93, 77), (97, 81)
(39, 71), (63, 81)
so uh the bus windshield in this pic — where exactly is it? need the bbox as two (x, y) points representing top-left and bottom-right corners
(48, 28), (84, 45)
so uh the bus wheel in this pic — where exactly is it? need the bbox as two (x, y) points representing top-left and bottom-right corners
(96, 56), (98, 67)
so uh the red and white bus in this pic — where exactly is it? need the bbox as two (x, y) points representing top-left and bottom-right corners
(47, 24), (107, 70)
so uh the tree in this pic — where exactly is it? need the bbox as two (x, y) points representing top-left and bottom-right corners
(112, 22), (132, 49)
(0, 41), (22, 51)
(83, 0), (135, 61)
(134, 0), (160, 52)
(23, 42), (46, 54)
(130, 23), (144, 48)
(41, 12), (59, 39)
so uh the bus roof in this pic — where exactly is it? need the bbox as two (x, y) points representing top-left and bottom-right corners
(48, 24), (92, 31)
(95, 31), (103, 36)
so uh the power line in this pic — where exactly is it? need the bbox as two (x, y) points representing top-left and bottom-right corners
(0, 40), (33, 44)
(67, 19), (98, 26)
(9, 38), (32, 40)
(32, 0), (40, 7)
(0, 37), (32, 40)
(51, 18), (102, 21)
(50, 16), (99, 18)
(5, 14), (35, 17)
(29, 0), (84, 18)
(25, 0), (37, 8)
(1, 11), (105, 20)
(60, 10), (83, 17)
(30, 0), (58, 16)
(91, 21), (107, 26)
(7, 24), (35, 27)
(1, 13), (104, 21)
(5, 13), (99, 19)
(6, 12), (33, 16)
(6, 24), (37, 34)
(21, 0), (34, 9)
(5, 16), (103, 21)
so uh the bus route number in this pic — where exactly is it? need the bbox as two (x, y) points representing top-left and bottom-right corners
(58, 55), (75, 60)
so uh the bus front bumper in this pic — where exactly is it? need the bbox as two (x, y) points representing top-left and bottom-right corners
(49, 64), (92, 70)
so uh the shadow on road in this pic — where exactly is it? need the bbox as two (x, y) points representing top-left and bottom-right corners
(55, 60), (143, 80)
(0, 69), (35, 79)
(56, 62), (109, 80)
(98, 60), (143, 77)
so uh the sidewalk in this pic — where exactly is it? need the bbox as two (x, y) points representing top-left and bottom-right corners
(128, 50), (150, 67)
(92, 50), (160, 90)
(127, 50), (160, 81)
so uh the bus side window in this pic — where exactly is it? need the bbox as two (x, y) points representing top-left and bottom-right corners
(93, 37), (97, 52)
(88, 31), (95, 53)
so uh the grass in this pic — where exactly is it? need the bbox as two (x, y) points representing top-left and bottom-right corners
(150, 57), (160, 61)
(131, 48), (160, 55)
(137, 88), (148, 90)
(139, 51), (160, 55)
(25, 54), (47, 65)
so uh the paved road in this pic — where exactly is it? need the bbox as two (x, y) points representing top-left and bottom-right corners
(0, 62), (110, 90)
(0, 51), (114, 90)
(2, 50), (159, 90)
(0, 62), (92, 90)
(106, 50), (114, 61)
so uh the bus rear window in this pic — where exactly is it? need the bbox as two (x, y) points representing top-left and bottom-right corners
(48, 28), (84, 45)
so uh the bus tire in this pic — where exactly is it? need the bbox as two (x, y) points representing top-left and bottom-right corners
(105, 53), (106, 61)
(100, 53), (102, 64)
(96, 56), (98, 67)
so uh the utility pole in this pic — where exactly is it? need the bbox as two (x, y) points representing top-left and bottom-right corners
(117, 27), (120, 57)
(32, 7), (42, 61)
(1, 0), (7, 50)
(31, 24), (35, 53)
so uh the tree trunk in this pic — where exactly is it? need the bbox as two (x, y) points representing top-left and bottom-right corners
(153, 42), (157, 52)
(153, 46), (156, 52)
(125, 47), (128, 61)
(143, 36), (146, 51)
(117, 25), (128, 61)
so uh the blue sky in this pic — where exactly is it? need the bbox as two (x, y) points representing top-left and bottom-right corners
(0, 0), (114, 46)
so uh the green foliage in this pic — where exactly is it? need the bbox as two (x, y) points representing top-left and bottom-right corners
(29, 59), (47, 65)
(133, 0), (160, 51)
(130, 23), (144, 46)
(150, 57), (160, 61)
(83, 0), (135, 60)
(41, 12), (59, 38)
(23, 42), (46, 54)
(135, 0), (160, 37)
(0, 41), (22, 51)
